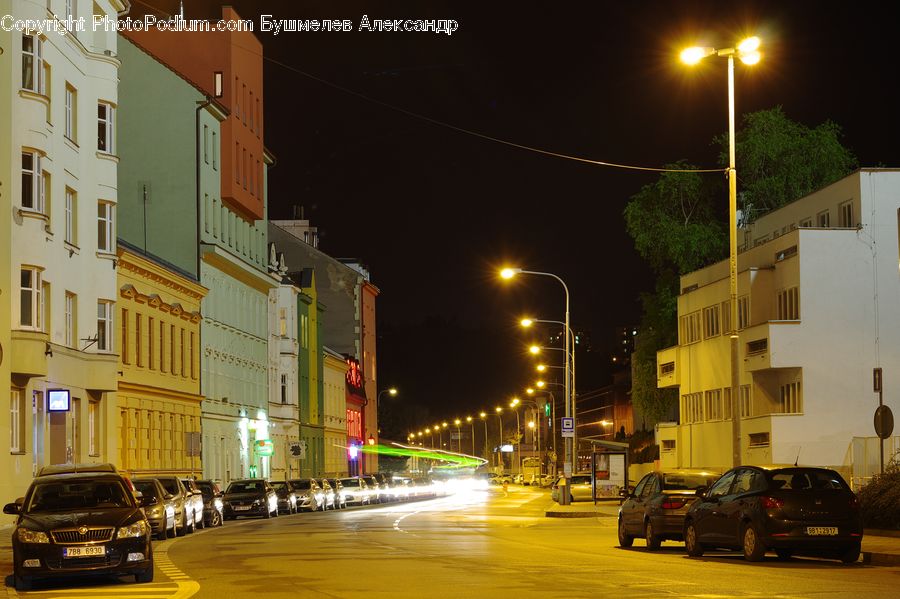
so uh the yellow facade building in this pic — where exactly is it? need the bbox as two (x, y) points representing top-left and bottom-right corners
(116, 245), (207, 477)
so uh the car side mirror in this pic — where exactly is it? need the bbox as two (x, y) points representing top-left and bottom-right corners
(618, 488), (631, 499)
(215, 491), (224, 498)
(3, 502), (20, 515)
(695, 488), (706, 498)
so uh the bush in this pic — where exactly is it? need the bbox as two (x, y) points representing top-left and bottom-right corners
(858, 458), (900, 530)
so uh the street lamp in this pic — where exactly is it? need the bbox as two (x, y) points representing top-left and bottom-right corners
(681, 36), (761, 467)
(377, 387), (398, 401)
(509, 398), (522, 475)
(479, 411), (489, 461)
(495, 407), (505, 470)
(466, 416), (475, 456)
(442, 422), (448, 449)
(454, 419), (462, 453)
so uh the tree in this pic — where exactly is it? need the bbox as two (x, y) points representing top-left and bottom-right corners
(716, 106), (857, 218)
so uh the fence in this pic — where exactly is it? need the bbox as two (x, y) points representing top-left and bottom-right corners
(850, 436), (900, 490)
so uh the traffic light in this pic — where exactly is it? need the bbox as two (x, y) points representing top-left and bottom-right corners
(544, 401), (551, 417)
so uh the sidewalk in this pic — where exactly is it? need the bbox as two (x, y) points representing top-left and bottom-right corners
(544, 500), (900, 565)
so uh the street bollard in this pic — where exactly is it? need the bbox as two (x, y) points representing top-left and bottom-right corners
(559, 477), (570, 505)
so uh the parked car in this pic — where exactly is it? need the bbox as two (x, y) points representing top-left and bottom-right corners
(550, 474), (594, 502)
(4, 468), (154, 591)
(195, 480), (224, 527)
(136, 477), (193, 537)
(327, 478), (347, 509)
(618, 469), (721, 549)
(271, 481), (299, 514)
(222, 479), (278, 520)
(513, 474), (525, 485)
(338, 477), (370, 506)
(391, 478), (411, 501)
(373, 473), (393, 501)
(683, 466), (863, 562)
(362, 476), (382, 503)
(288, 479), (326, 512)
(319, 479), (336, 510)
(180, 478), (206, 530)
(132, 478), (176, 540)
(410, 477), (436, 498)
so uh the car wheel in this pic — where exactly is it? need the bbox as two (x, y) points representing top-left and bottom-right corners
(135, 567), (154, 584)
(273, 506), (279, 518)
(187, 511), (195, 534)
(210, 509), (222, 527)
(775, 549), (793, 560)
(176, 514), (187, 537)
(155, 526), (167, 541)
(645, 519), (661, 550)
(684, 522), (704, 557)
(15, 575), (32, 591)
(264, 506), (272, 519)
(742, 523), (766, 562)
(197, 512), (205, 529)
(617, 518), (634, 548)
(840, 543), (861, 564)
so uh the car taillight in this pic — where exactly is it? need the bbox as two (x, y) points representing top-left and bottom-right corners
(761, 496), (784, 509)
(849, 495), (860, 509)
(661, 498), (687, 510)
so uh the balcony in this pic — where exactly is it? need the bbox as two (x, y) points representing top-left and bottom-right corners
(740, 321), (803, 372)
(656, 346), (678, 388)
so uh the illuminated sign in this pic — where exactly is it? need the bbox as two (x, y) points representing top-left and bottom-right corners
(48, 389), (71, 412)
(254, 439), (274, 456)
(345, 358), (363, 390)
(348, 444), (359, 460)
(500, 444), (514, 453)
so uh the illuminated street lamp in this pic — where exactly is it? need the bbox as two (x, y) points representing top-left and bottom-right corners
(454, 419), (462, 453)
(479, 412), (489, 461)
(681, 36), (761, 467)
(495, 407), (505, 470)
(466, 416), (475, 455)
(509, 398), (522, 475)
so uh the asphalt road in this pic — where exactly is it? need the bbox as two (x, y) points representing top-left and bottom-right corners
(3, 485), (899, 598)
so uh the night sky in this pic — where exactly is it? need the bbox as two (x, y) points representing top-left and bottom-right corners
(136, 1), (900, 430)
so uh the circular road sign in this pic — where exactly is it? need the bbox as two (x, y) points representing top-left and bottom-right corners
(874, 405), (894, 440)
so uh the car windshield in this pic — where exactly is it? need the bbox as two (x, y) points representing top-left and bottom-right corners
(132, 481), (160, 502)
(158, 479), (180, 495)
(197, 485), (214, 500)
(27, 480), (132, 512)
(271, 482), (288, 491)
(227, 481), (264, 493)
(571, 476), (592, 485)
(663, 474), (717, 491)
(341, 479), (360, 488)
(770, 469), (848, 491)
(292, 481), (312, 490)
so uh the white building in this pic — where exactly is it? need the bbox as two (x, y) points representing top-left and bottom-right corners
(323, 346), (349, 477)
(269, 276), (301, 480)
(657, 169), (900, 483)
(2, 0), (128, 510)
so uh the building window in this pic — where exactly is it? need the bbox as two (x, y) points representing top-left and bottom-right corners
(20, 267), (43, 329)
(212, 131), (218, 169)
(839, 200), (854, 228)
(97, 201), (114, 252)
(65, 292), (76, 347)
(679, 311), (701, 345)
(148, 317), (155, 370)
(780, 381), (802, 414)
(180, 328), (185, 376)
(170, 324), (176, 374)
(135, 314), (143, 367)
(203, 124), (209, 163)
(249, 152), (255, 196)
(65, 187), (77, 244)
(704, 389), (722, 421)
(279, 308), (287, 337)
(301, 314), (309, 349)
(11, 388), (24, 453)
(242, 148), (247, 189)
(97, 102), (114, 153)
(817, 210), (830, 228)
(120, 308), (129, 363)
(776, 287), (800, 320)
(800, 217), (813, 228)
(190, 332), (196, 379)
(88, 399), (99, 456)
(235, 142), (240, 184)
(681, 392), (703, 424)
(22, 34), (45, 93)
(737, 295), (750, 330)
(281, 374), (287, 404)
(21, 151), (45, 212)
(64, 83), (77, 142)
(703, 304), (720, 339)
(748, 432), (770, 448)
(159, 321), (166, 372)
(97, 300), (114, 351)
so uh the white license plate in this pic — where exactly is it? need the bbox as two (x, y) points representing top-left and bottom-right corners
(234, 505), (251, 511)
(806, 527), (838, 536)
(64, 546), (105, 558)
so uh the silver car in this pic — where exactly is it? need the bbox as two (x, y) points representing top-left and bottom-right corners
(550, 474), (594, 502)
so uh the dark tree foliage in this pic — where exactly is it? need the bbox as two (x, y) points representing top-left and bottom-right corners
(858, 458), (900, 530)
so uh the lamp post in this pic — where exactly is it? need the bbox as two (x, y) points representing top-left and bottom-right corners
(502, 267), (573, 497)
(442, 422), (448, 449)
(454, 419), (462, 453)
(681, 36), (761, 467)
(479, 412), (489, 461)
(466, 416), (475, 456)
(495, 407), (504, 470)
(509, 398), (522, 475)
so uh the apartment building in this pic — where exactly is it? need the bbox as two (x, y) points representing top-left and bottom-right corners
(657, 170), (900, 479)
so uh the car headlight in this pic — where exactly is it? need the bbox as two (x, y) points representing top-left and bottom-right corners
(252, 499), (261, 506)
(17, 528), (50, 544)
(147, 506), (162, 517)
(214, 498), (223, 510)
(116, 520), (148, 539)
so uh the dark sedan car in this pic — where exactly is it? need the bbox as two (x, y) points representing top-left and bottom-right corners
(4, 470), (154, 591)
(618, 469), (720, 549)
(195, 480), (224, 527)
(683, 466), (863, 562)
(271, 481), (299, 514)
(222, 479), (278, 519)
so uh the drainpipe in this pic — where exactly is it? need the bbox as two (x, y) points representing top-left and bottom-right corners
(195, 96), (212, 477)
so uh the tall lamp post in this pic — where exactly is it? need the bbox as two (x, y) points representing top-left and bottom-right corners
(681, 36), (761, 467)
(454, 419), (462, 453)
(501, 268), (574, 504)
(495, 407), (504, 470)
(509, 398), (522, 475)
(479, 412), (489, 461)
(466, 416), (475, 456)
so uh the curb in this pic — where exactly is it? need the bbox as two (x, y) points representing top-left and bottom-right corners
(862, 551), (900, 566)
(545, 510), (617, 519)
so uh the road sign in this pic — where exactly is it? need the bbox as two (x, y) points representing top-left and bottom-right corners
(561, 417), (575, 438)
(875, 405), (894, 439)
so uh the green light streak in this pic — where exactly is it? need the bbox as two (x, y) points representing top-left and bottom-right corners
(360, 444), (484, 468)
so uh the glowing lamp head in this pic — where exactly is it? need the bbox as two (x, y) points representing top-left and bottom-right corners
(510, 398), (520, 407)
(454, 419), (461, 426)
(526, 388), (534, 395)
(442, 422), (448, 428)
(680, 46), (712, 65)
(466, 416), (472, 423)
(536, 380), (546, 388)
(520, 318), (533, 327)
(536, 364), (547, 372)
(388, 388), (398, 396)
(479, 411), (487, 418)
(527, 421), (535, 429)
(500, 267), (521, 280)
(739, 51), (761, 65)
(738, 36), (760, 53)
(495, 406), (502, 414)
(529, 345), (541, 355)
(367, 435), (375, 446)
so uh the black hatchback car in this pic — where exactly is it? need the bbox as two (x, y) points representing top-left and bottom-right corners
(683, 466), (863, 562)
(222, 479), (278, 519)
(4, 470), (154, 591)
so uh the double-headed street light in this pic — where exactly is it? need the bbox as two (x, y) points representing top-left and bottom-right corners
(681, 36), (761, 467)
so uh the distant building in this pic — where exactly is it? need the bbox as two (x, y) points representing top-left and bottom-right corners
(611, 326), (638, 370)
(323, 347), (350, 477)
(657, 170), (900, 483)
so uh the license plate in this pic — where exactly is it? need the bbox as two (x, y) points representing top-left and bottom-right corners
(806, 527), (838, 536)
(64, 546), (105, 558)
(234, 505), (251, 511)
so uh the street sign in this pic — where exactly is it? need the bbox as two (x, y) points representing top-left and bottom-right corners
(561, 417), (575, 438)
(875, 405), (894, 440)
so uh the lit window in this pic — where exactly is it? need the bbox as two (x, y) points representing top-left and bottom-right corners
(97, 300), (114, 352)
(98, 102), (114, 153)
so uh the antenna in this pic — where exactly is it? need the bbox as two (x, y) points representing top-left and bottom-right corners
(794, 447), (801, 467)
